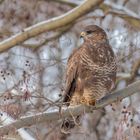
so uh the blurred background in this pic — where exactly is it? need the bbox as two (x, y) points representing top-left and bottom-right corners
(0, 0), (140, 140)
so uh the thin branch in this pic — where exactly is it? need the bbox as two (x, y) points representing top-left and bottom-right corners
(0, 0), (103, 53)
(117, 73), (131, 79)
(0, 80), (140, 135)
(123, 0), (129, 6)
(0, 111), (35, 140)
(127, 59), (140, 83)
(104, 1), (139, 18)
(100, 3), (140, 29)
(116, 59), (140, 84)
(54, 0), (140, 29)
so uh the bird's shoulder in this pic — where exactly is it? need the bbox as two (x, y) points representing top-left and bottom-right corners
(66, 47), (82, 79)
(67, 46), (83, 62)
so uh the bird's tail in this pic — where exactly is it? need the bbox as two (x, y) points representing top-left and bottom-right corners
(61, 116), (80, 134)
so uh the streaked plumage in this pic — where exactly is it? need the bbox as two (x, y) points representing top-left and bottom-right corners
(61, 25), (117, 132)
(63, 25), (116, 106)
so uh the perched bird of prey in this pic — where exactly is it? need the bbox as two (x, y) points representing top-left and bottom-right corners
(61, 25), (117, 132)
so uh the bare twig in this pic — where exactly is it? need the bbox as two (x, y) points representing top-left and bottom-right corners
(0, 80), (140, 135)
(116, 59), (140, 84)
(100, 3), (140, 29)
(104, 1), (139, 18)
(127, 59), (140, 83)
(0, 0), (103, 53)
(123, 0), (129, 6)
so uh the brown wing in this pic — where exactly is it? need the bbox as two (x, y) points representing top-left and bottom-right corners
(63, 47), (81, 104)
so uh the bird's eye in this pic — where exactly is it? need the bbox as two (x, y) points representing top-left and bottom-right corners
(86, 30), (92, 34)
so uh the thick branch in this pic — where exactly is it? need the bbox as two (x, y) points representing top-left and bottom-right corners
(0, 0), (103, 53)
(0, 80), (140, 135)
(22, 24), (72, 50)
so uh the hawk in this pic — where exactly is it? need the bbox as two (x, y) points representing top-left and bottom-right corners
(61, 25), (117, 131)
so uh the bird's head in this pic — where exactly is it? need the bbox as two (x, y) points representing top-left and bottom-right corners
(80, 25), (108, 43)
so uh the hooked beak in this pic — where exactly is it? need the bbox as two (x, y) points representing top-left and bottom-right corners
(80, 31), (86, 38)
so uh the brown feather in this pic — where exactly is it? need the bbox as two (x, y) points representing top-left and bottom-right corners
(61, 25), (117, 132)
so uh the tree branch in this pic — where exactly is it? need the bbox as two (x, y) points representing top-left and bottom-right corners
(103, 1), (139, 18)
(0, 80), (140, 135)
(22, 24), (72, 50)
(54, 0), (140, 29)
(116, 59), (140, 85)
(0, 0), (103, 53)
(99, 2), (140, 29)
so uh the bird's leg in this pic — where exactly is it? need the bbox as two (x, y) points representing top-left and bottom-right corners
(59, 105), (62, 118)
(81, 96), (96, 106)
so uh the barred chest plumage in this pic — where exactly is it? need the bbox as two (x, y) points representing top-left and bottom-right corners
(63, 25), (117, 105)
(79, 42), (117, 100)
